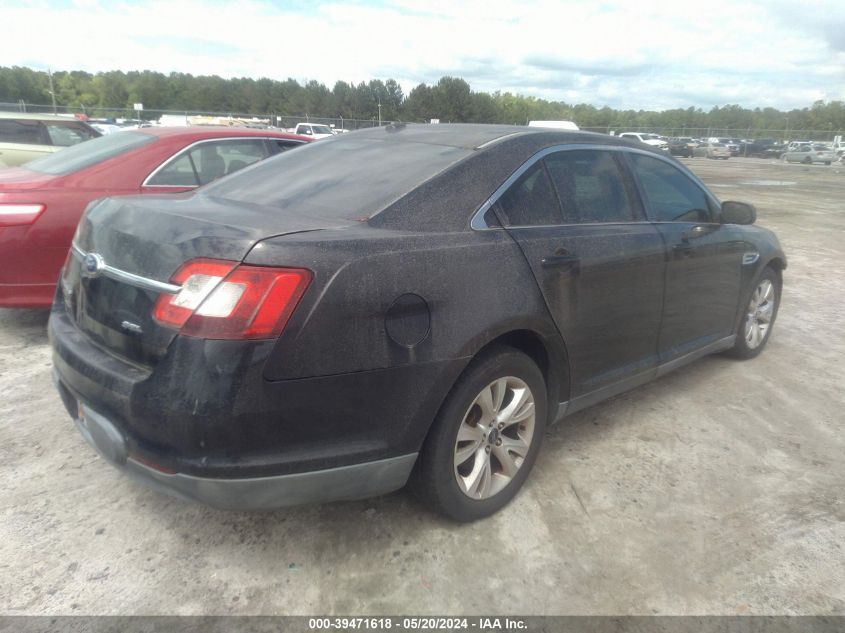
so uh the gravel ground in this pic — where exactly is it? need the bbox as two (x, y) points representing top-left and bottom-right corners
(1, 156), (843, 615)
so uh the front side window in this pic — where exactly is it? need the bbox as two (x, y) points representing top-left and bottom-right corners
(544, 150), (635, 224)
(495, 161), (561, 227)
(628, 153), (714, 223)
(148, 138), (270, 187)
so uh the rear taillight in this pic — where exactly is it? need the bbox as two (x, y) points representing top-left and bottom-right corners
(0, 204), (45, 227)
(153, 258), (312, 340)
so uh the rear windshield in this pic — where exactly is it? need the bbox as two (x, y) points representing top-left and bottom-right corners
(25, 131), (155, 175)
(203, 137), (472, 222)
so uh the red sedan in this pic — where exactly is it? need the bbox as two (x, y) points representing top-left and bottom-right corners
(0, 126), (311, 308)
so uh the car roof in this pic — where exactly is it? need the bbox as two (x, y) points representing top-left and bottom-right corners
(332, 124), (663, 230)
(137, 126), (309, 141)
(348, 123), (630, 150)
(0, 111), (89, 122)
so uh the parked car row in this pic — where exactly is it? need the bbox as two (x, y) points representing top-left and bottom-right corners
(647, 134), (843, 164)
(0, 123), (788, 521)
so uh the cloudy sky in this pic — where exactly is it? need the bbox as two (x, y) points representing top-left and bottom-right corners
(1, 0), (844, 111)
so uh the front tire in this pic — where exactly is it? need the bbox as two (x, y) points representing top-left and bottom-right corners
(726, 267), (781, 359)
(412, 346), (547, 522)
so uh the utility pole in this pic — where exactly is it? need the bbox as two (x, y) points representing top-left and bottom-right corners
(378, 100), (382, 126)
(48, 68), (57, 114)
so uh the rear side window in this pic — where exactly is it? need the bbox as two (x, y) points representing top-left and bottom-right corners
(544, 150), (635, 223)
(149, 153), (198, 186)
(43, 122), (99, 146)
(495, 161), (561, 226)
(0, 119), (43, 145)
(628, 154), (714, 223)
(25, 131), (155, 175)
(147, 138), (270, 187)
(270, 139), (305, 154)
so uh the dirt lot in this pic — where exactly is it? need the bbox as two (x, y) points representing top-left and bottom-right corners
(1, 157), (843, 616)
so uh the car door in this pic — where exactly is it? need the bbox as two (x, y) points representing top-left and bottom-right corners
(496, 148), (666, 401)
(626, 152), (744, 363)
(141, 138), (271, 192)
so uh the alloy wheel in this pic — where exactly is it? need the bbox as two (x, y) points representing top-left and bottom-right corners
(745, 279), (775, 349)
(453, 377), (535, 500)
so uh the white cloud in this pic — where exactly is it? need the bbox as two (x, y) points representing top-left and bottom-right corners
(0, 0), (843, 110)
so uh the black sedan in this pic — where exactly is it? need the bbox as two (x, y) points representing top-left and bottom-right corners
(49, 124), (786, 521)
(667, 137), (695, 157)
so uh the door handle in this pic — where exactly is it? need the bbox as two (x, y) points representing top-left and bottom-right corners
(681, 225), (709, 241)
(542, 251), (580, 271)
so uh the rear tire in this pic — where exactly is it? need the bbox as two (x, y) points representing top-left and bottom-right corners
(412, 345), (547, 522)
(726, 267), (781, 360)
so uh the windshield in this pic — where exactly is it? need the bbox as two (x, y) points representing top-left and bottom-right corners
(25, 131), (155, 175)
(311, 125), (333, 135)
(203, 137), (472, 222)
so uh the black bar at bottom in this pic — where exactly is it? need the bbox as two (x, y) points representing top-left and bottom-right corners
(1, 616), (844, 633)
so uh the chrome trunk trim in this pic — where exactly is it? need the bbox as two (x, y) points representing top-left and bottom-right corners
(71, 243), (181, 295)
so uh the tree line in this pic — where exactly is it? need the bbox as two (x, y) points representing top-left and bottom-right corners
(2, 66), (844, 133)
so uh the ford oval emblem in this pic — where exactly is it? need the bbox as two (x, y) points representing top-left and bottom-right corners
(83, 253), (106, 278)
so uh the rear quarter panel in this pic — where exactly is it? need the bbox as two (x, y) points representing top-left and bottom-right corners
(246, 224), (567, 455)
(249, 225), (562, 380)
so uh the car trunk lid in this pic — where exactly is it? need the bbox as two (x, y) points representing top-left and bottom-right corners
(62, 193), (346, 366)
(0, 168), (57, 192)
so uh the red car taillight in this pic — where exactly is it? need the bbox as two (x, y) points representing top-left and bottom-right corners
(153, 258), (312, 340)
(0, 204), (45, 227)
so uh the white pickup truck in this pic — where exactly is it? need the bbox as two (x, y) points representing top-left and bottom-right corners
(290, 123), (335, 139)
(618, 132), (669, 150)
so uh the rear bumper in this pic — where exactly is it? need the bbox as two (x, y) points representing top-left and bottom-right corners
(0, 225), (66, 307)
(60, 378), (416, 510)
(0, 282), (55, 308)
(48, 296), (462, 508)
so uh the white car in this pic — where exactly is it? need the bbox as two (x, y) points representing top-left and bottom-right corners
(781, 144), (837, 165)
(618, 132), (668, 150)
(0, 112), (100, 168)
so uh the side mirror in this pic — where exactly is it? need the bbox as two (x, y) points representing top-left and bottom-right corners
(721, 201), (756, 225)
